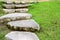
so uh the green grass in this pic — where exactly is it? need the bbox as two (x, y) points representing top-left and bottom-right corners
(29, 1), (60, 40)
(0, 1), (60, 40)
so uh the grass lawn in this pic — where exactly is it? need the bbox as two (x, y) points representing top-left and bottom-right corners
(0, 1), (60, 40)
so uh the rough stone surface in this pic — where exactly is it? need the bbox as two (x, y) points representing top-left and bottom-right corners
(15, 8), (28, 13)
(3, 0), (13, 4)
(5, 31), (39, 40)
(2, 4), (32, 9)
(0, 13), (32, 23)
(3, 0), (38, 4)
(3, 4), (15, 9)
(13, 0), (21, 4)
(15, 4), (32, 8)
(2, 0), (49, 4)
(3, 9), (15, 13)
(3, 8), (28, 13)
(7, 19), (40, 31)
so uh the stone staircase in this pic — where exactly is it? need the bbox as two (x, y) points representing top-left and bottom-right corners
(0, 1), (40, 40)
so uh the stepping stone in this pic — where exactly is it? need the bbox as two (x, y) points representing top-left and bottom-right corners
(7, 19), (40, 31)
(15, 8), (28, 13)
(5, 31), (39, 40)
(20, 0), (37, 3)
(0, 13), (32, 23)
(15, 4), (32, 8)
(3, 0), (20, 4)
(3, 0), (34, 4)
(3, 8), (28, 13)
(3, 9), (15, 13)
(13, 0), (21, 4)
(3, 1), (13, 4)
(2, 4), (15, 9)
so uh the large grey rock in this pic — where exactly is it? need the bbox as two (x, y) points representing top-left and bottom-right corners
(0, 13), (32, 23)
(3, 4), (15, 9)
(15, 4), (32, 8)
(3, 9), (15, 13)
(15, 8), (28, 13)
(5, 31), (39, 40)
(7, 19), (40, 31)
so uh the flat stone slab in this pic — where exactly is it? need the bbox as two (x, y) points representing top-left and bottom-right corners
(3, 0), (21, 4)
(7, 19), (40, 31)
(5, 31), (39, 40)
(3, 9), (15, 13)
(3, 8), (28, 13)
(15, 4), (32, 8)
(3, 1), (13, 4)
(2, 4), (32, 9)
(15, 8), (28, 13)
(2, 4), (15, 9)
(0, 13), (32, 23)
(3, 0), (38, 4)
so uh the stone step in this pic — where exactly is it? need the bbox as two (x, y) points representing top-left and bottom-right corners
(3, 8), (28, 13)
(0, 13), (32, 23)
(5, 31), (39, 40)
(2, 4), (15, 9)
(3, 0), (37, 4)
(3, 9), (15, 13)
(15, 8), (28, 13)
(2, 4), (32, 9)
(7, 19), (40, 31)
(15, 4), (32, 8)
(3, 1), (13, 4)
